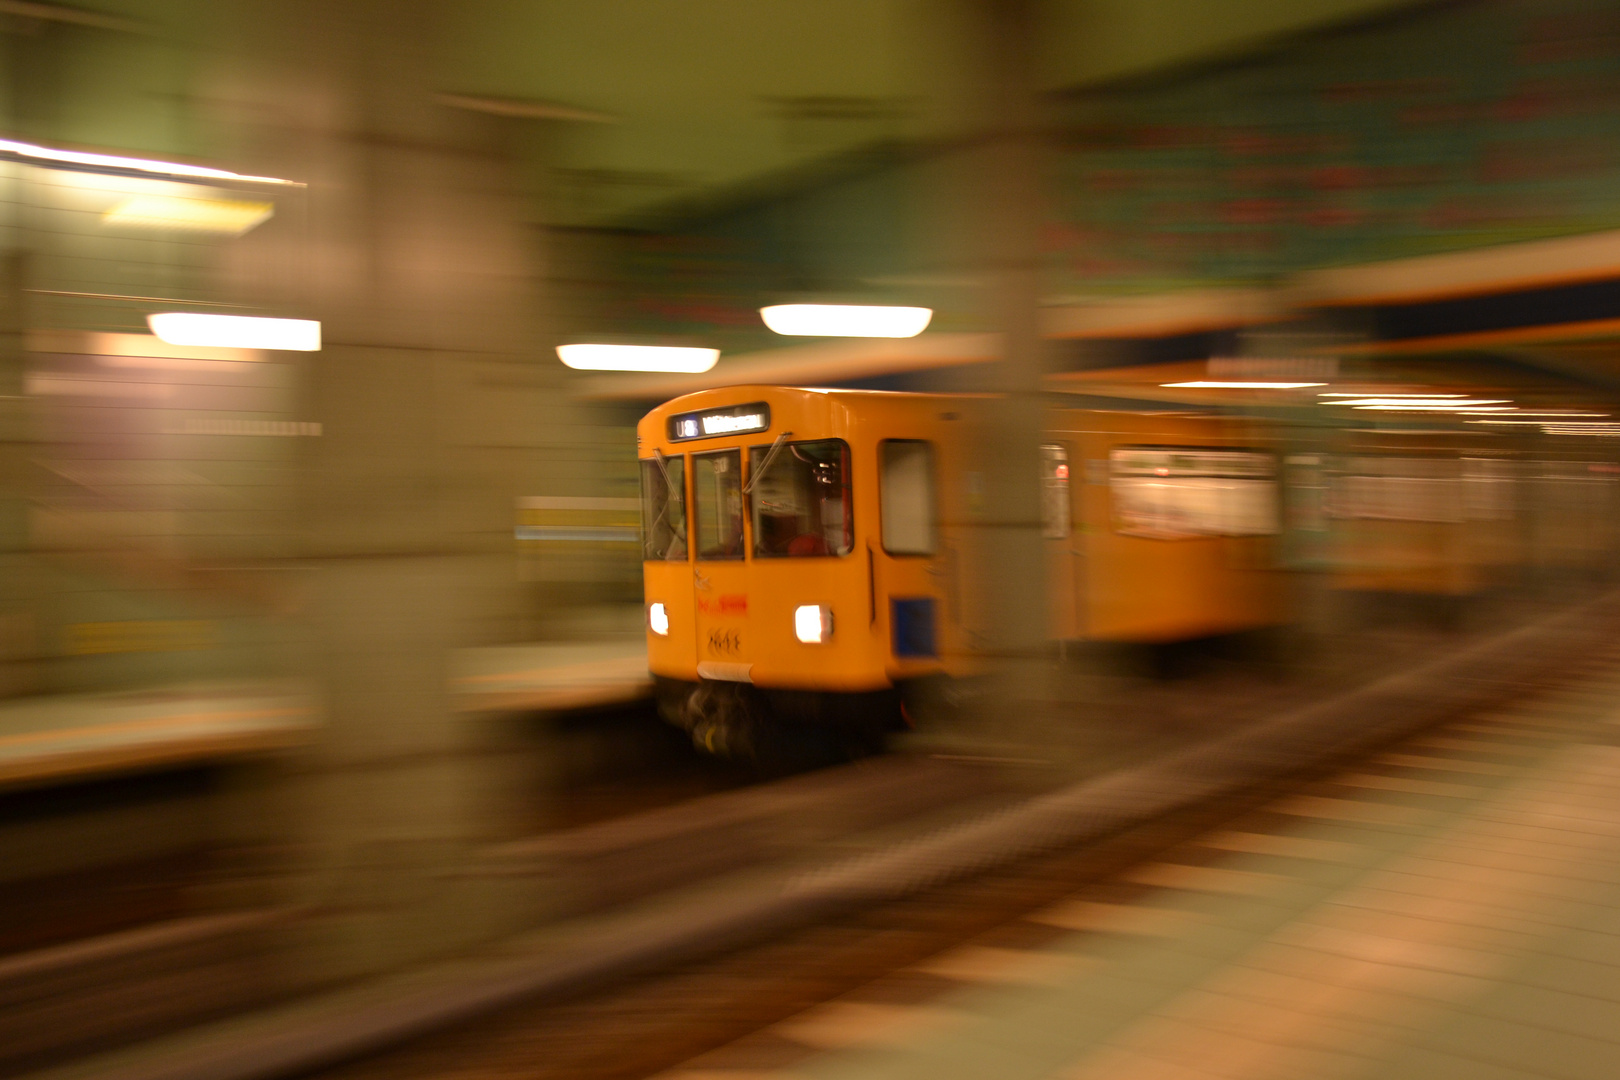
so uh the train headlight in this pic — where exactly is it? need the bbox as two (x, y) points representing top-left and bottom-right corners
(648, 602), (670, 636)
(794, 605), (833, 644)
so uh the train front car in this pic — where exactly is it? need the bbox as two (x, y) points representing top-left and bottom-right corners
(637, 387), (970, 758)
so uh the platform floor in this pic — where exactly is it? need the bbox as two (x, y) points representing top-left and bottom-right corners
(0, 681), (317, 791)
(452, 639), (650, 714)
(654, 662), (1620, 1080)
(0, 639), (650, 791)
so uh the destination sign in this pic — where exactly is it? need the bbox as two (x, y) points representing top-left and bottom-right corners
(667, 402), (771, 442)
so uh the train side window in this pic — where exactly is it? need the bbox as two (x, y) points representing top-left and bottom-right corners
(880, 440), (936, 555)
(749, 439), (852, 557)
(693, 450), (745, 559)
(1328, 456), (1462, 523)
(1040, 444), (1071, 539)
(639, 455), (687, 560)
(1110, 446), (1278, 539)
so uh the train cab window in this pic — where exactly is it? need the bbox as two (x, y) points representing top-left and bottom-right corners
(1040, 444), (1071, 539)
(880, 440), (936, 555)
(749, 439), (852, 557)
(694, 450), (745, 559)
(1110, 447), (1278, 539)
(639, 455), (687, 561)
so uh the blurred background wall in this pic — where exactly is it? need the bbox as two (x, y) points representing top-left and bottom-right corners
(19, 0), (1608, 700)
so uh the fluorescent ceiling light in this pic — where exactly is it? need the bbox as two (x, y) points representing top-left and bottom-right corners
(556, 344), (719, 373)
(148, 313), (320, 351)
(1318, 392), (1466, 398)
(103, 195), (273, 235)
(0, 138), (300, 186)
(1527, 415), (1603, 420)
(760, 304), (932, 338)
(1336, 398), (1510, 407)
(1162, 381), (1327, 389)
(1352, 404), (1515, 412)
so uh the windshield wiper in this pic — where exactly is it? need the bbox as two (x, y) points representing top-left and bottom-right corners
(651, 449), (684, 539)
(743, 430), (793, 495)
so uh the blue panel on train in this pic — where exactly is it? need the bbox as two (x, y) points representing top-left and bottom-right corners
(891, 598), (937, 658)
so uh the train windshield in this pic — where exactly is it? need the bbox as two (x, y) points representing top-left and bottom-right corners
(694, 450), (745, 559)
(639, 455), (686, 561)
(749, 439), (853, 557)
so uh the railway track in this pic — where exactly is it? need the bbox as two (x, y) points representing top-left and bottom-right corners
(0, 605), (1489, 961)
(286, 621), (1620, 1080)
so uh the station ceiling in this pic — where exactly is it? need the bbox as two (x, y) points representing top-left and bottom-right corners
(439, 0), (1423, 226)
(7, 0), (1425, 225)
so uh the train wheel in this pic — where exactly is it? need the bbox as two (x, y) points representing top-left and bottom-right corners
(681, 680), (763, 760)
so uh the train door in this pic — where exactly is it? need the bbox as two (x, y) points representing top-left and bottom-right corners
(878, 440), (944, 665)
(690, 447), (752, 681)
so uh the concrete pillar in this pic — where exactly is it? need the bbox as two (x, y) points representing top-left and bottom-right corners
(948, 0), (1053, 750)
(205, 0), (563, 980)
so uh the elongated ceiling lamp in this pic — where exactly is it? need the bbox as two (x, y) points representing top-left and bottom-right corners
(1328, 397), (1509, 407)
(1162, 380), (1327, 389)
(148, 313), (320, 351)
(0, 138), (300, 186)
(556, 344), (719, 373)
(104, 195), (273, 235)
(759, 304), (932, 338)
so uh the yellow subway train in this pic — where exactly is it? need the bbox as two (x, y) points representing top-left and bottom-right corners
(637, 385), (1288, 755)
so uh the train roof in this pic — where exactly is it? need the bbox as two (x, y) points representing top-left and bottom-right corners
(640, 384), (980, 419)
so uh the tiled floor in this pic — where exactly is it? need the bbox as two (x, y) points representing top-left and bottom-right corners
(645, 667), (1620, 1080)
